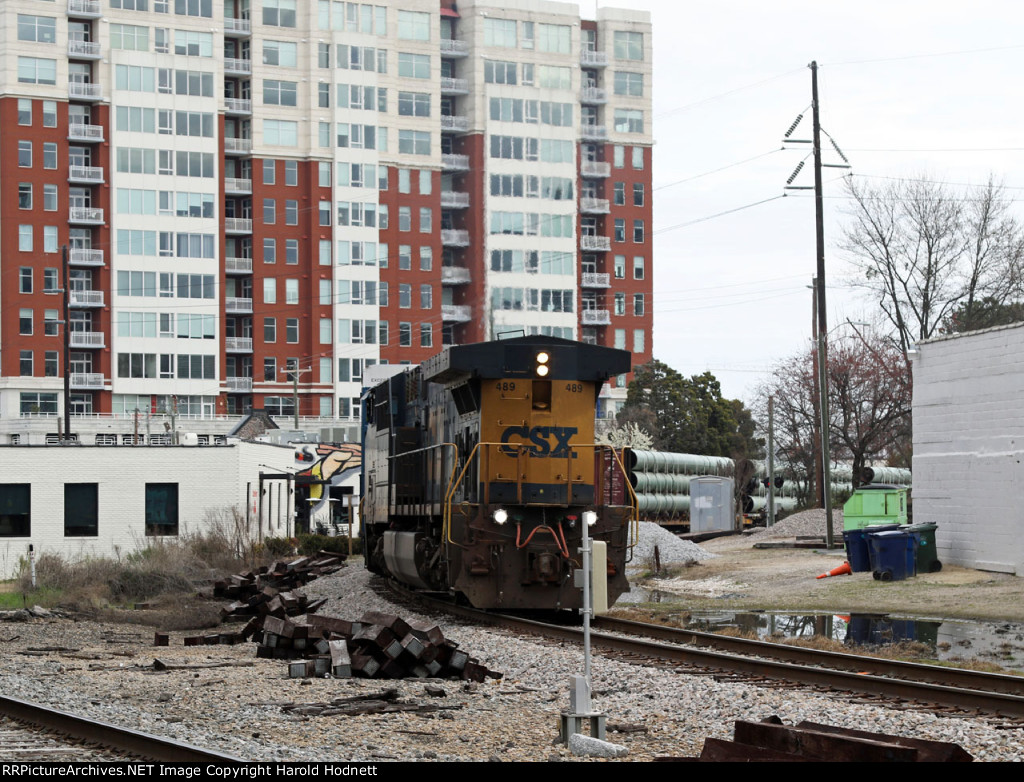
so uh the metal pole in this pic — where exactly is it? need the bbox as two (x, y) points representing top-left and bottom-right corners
(767, 395), (775, 527)
(62, 246), (71, 443)
(811, 60), (835, 549)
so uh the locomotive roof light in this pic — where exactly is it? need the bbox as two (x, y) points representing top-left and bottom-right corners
(582, 510), (598, 527)
(492, 508), (509, 525)
(535, 351), (551, 377)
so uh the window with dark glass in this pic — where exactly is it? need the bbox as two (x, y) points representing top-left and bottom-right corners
(65, 483), (98, 537)
(0, 484), (31, 537)
(145, 483), (178, 536)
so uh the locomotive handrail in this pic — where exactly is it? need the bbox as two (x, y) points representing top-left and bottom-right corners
(441, 442), (640, 551)
(389, 442), (460, 523)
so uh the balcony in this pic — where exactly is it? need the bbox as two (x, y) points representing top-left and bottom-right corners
(69, 206), (104, 225)
(225, 297), (253, 314)
(226, 337), (253, 353)
(224, 137), (252, 155)
(67, 39), (101, 59)
(580, 235), (611, 252)
(581, 86), (608, 104)
(581, 272), (611, 289)
(440, 38), (469, 57)
(581, 161), (611, 178)
(68, 122), (104, 143)
(224, 58), (252, 76)
(70, 372), (105, 390)
(69, 289), (104, 308)
(580, 124), (608, 141)
(224, 218), (253, 234)
(224, 98), (252, 115)
(441, 153), (470, 172)
(224, 177), (253, 195)
(441, 266), (471, 285)
(440, 191), (470, 209)
(440, 77), (469, 95)
(70, 331), (105, 348)
(225, 256), (253, 274)
(441, 229), (470, 247)
(67, 0), (101, 17)
(441, 304), (472, 323)
(580, 197), (610, 214)
(69, 248), (104, 266)
(68, 82), (102, 101)
(581, 50), (608, 67)
(224, 17), (252, 36)
(68, 165), (104, 184)
(440, 114), (469, 133)
(582, 309), (611, 326)
(226, 377), (253, 393)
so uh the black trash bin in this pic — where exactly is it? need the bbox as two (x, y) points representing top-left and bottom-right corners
(906, 523), (941, 573)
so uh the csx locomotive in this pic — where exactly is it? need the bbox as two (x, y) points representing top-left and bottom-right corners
(360, 336), (637, 610)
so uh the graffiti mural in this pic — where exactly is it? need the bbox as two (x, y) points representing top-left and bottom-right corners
(295, 444), (362, 525)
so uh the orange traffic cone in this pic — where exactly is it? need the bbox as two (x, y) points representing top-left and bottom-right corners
(816, 561), (852, 579)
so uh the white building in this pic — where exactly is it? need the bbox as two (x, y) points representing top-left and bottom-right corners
(911, 322), (1024, 574)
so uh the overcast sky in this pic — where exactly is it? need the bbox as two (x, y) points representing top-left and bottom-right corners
(603, 0), (1024, 402)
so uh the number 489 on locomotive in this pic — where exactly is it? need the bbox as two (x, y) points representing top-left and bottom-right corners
(360, 336), (638, 610)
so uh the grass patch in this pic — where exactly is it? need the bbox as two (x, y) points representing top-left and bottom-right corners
(0, 587), (64, 611)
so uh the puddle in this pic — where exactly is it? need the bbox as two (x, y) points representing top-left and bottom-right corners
(618, 587), (1024, 671)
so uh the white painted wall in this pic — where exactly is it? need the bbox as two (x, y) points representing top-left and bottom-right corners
(0, 442), (298, 580)
(912, 323), (1024, 574)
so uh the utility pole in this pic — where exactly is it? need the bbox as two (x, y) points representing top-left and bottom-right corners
(281, 364), (312, 430)
(767, 395), (775, 527)
(810, 60), (835, 550)
(62, 245), (71, 443)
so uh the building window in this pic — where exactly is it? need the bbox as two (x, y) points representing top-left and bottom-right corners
(399, 245), (412, 270)
(399, 283), (411, 308)
(145, 483), (178, 536)
(614, 292), (625, 316)
(285, 160), (297, 186)
(262, 0), (296, 28)
(419, 207), (432, 233)
(0, 484), (31, 537)
(263, 198), (276, 224)
(65, 483), (98, 537)
(18, 99), (31, 126)
(45, 351), (58, 377)
(614, 31), (643, 61)
(613, 182), (625, 206)
(420, 246), (432, 271)
(613, 145), (624, 168)
(614, 255), (626, 279)
(286, 278), (299, 304)
(19, 268), (32, 294)
(20, 392), (57, 415)
(286, 239), (298, 265)
(18, 141), (31, 168)
(399, 207), (411, 232)
(43, 143), (57, 169)
(399, 322), (412, 347)
(43, 185), (57, 211)
(19, 183), (32, 210)
(633, 220), (644, 243)
(632, 146), (644, 169)
(264, 317), (276, 343)
(19, 224), (33, 250)
(614, 109), (644, 134)
(633, 256), (645, 279)
(633, 183), (645, 207)
(264, 238), (277, 264)
(286, 318), (299, 343)
(285, 200), (298, 225)
(634, 294), (645, 317)
(614, 219), (625, 243)
(263, 159), (276, 185)
(42, 101), (57, 127)
(398, 10), (430, 41)
(420, 284), (432, 309)
(420, 323), (433, 348)
(614, 71), (643, 96)
(20, 350), (33, 376)
(19, 309), (33, 335)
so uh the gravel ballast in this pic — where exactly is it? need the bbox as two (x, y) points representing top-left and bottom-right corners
(1, 562), (1022, 762)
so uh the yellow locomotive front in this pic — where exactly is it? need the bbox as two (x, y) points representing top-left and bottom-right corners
(428, 337), (636, 610)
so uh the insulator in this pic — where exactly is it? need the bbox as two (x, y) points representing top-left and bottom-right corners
(830, 137), (850, 163)
(786, 161), (805, 185)
(784, 114), (804, 138)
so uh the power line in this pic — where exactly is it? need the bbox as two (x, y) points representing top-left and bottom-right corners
(654, 67), (805, 120)
(654, 194), (788, 234)
(653, 148), (784, 191)
(825, 43), (1024, 67)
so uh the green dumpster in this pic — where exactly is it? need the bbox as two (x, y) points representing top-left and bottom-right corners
(843, 484), (908, 531)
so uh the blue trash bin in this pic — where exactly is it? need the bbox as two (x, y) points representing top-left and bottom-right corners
(844, 524), (900, 572)
(867, 529), (916, 581)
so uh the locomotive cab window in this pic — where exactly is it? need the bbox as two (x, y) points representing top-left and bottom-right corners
(532, 379), (551, 410)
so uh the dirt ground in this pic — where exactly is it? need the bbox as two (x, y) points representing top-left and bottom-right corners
(629, 533), (1024, 622)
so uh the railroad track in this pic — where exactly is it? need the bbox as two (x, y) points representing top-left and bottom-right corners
(0, 695), (245, 763)
(396, 585), (1024, 720)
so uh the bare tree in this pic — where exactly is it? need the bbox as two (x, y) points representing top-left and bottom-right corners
(754, 326), (911, 500)
(841, 176), (1024, 355)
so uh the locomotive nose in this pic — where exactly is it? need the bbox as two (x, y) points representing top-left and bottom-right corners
(534, 552), (560, 581)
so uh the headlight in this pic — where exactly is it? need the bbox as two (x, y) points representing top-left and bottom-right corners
(582, 510), (598, 527)
(492, 508), (509, 525)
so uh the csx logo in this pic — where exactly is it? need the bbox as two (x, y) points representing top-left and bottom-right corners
(499, 426), (578, 458)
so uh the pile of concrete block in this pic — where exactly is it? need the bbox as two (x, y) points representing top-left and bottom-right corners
(253, 610), (501, 682)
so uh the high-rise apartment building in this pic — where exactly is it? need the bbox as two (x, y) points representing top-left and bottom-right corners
(0, 0), (652, 430)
